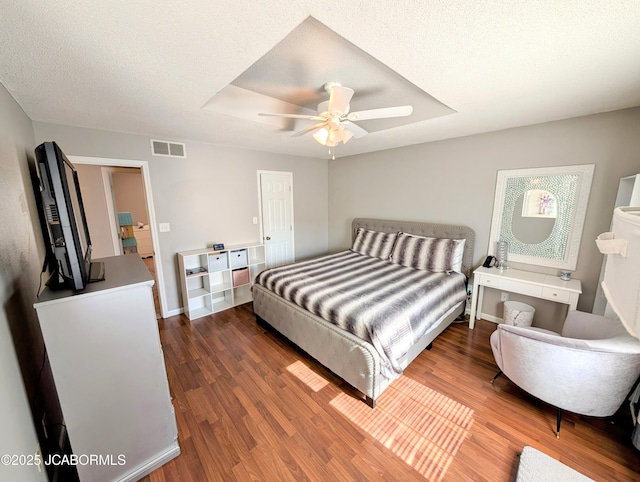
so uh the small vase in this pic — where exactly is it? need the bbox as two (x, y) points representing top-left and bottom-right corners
(496, 241), (509, 270)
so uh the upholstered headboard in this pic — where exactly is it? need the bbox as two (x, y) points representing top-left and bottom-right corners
(352, 218), (476, 278)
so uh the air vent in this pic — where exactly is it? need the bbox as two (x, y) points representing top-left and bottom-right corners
(45, 204), (59, 223)
(150, 139), (186, 158)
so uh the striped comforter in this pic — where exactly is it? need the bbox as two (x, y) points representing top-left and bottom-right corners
(254, 250), (466, 376)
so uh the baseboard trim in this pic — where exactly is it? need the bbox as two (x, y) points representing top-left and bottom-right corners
(480, 313), (502, 324)
(116, 443), (180, 482)
(165, 307), (183, 317)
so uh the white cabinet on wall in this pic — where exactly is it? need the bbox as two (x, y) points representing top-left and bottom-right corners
(178, 243), (266, 320)
(593, 174), (640, 315)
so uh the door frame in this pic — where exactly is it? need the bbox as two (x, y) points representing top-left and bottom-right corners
(101, 167), (123, 256)
(70, 155), (168, 319)
(256, 170), (295, 266)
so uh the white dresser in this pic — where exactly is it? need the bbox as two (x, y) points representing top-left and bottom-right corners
(34, 255), (178, 481)
(133, 224), (153, 257)
(469, 266), (582, 329)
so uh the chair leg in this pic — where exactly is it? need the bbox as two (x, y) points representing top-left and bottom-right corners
(491, 370), (503, 384)
(556, 408), (562, 438)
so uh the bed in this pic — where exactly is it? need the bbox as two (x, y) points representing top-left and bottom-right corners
(252, 218), (475, 407)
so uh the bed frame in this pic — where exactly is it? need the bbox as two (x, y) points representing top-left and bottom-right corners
(253, 218), (475, 407)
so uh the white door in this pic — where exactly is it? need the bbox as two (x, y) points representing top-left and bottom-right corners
(259, 171), (294, 268)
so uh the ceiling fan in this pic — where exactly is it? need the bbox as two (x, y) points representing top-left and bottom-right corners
(258, 82), (413, 147)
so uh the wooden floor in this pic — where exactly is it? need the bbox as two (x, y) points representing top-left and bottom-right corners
(141, 305), (640, 482)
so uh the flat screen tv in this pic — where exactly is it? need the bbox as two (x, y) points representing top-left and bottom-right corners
(34, 141), (103, 291)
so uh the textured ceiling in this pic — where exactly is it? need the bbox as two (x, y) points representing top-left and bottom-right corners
(211, 17), (456, 134)
(1, 1), (640, 159)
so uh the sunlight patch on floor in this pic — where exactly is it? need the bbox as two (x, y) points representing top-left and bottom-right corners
(286, 360), (329, 392)
(330, 376), (474, 481)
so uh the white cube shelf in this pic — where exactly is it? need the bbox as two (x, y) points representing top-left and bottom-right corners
(177, 242), (266, 320)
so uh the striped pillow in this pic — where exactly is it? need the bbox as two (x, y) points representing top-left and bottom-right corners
(391, 233), (466, 272)
(351, 228), (398, 260)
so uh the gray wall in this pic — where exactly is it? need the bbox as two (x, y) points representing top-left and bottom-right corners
(329, 107), (640, 320)
(33, 122), (329, 314)
(0, 84), (51, 481)
(19, 98), (640, 321)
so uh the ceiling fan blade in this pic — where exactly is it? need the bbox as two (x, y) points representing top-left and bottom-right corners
(342, 121), (368, 139)
(327, 86), (354, 113)
(258, 112), (324, 121)
(346, 105), (413, 121)
(291, 122), (327, 137)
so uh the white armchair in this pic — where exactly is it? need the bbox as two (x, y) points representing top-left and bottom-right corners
(490, 310), (640, 437)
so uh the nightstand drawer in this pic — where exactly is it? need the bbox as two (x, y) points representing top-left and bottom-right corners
(478, 274), (501, 288)
(478, 274), (543, 298)
(541, 287), (571, 303)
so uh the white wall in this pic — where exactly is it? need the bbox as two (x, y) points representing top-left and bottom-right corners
(329, 107), (640, 318)
(0, 84), (49, 481)
(33, 122), (329, 313)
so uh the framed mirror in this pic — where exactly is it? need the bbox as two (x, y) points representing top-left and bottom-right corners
(488, 164), (595, 270)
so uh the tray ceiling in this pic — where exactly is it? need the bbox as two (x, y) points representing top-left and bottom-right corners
(1, 1), (639, 159)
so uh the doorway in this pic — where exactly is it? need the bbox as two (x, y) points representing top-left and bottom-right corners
(258, 171), (295, 268)
(103, 167), (154, 258)
(70, 156), (167, 319)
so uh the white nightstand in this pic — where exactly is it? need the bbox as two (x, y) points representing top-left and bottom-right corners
(469, 266), (582, 329)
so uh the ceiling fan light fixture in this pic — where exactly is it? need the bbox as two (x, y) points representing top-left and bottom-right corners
(341, 129), (354, 144)
(330, 126), (353, 145)
(313, 127), (330, 145)
(313, 125), (354, 147)
(259, 83), (413, 148)
(327, 130), (340, 147)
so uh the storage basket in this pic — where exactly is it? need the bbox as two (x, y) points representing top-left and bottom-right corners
(208, 253), (228, 272)
(230, 249), (248, 269)
(232, 268), (250, 287)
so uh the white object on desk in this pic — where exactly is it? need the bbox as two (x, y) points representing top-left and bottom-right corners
(469, 266), (582, 329)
